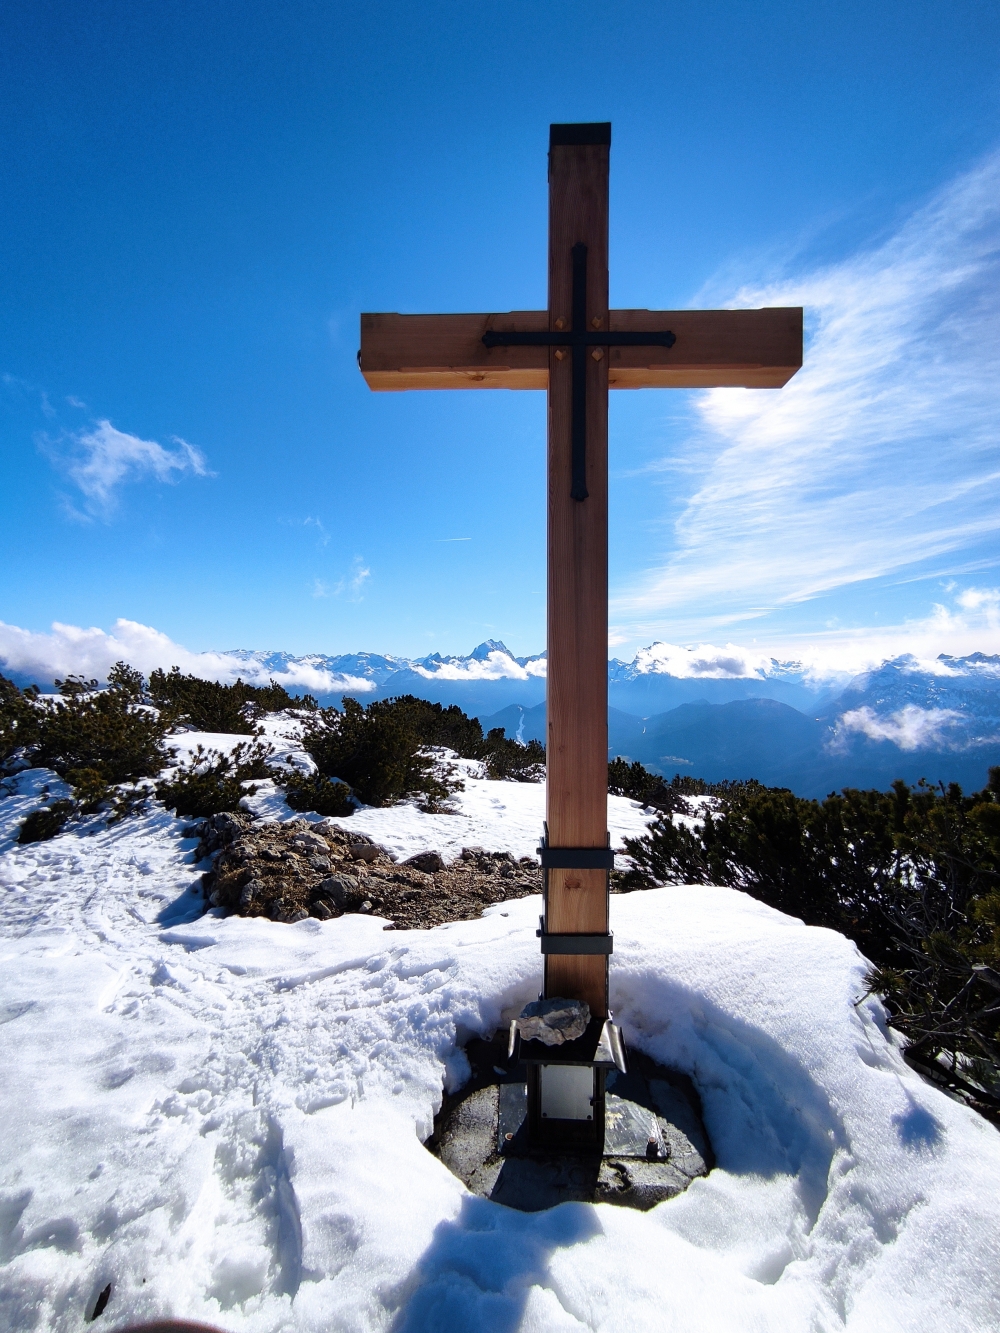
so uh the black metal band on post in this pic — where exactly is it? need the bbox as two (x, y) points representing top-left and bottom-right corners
(538, 846), (616, 869)
(537, 930), (614, 956)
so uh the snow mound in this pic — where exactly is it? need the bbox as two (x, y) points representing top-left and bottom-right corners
(1, 775), (999, 1330)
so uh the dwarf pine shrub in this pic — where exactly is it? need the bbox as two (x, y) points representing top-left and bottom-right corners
(17, 800), (76, 844)
(621, 766), (1000, 1113)
(281, 771), (354, 817)
(1, 673), (40, 769)
(480, 729), (545, 781)
(148, 667), (316, 734)
(377, 696), (545, 782)
(300, 696), (461, 809)
(30, 675), (169, 787)
(155, 742), (273, 818)
(607, 757), (708, 812)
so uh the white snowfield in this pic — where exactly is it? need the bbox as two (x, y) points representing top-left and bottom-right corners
(2, 765), (1000, 1332)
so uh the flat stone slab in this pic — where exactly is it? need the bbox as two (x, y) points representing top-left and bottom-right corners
(428, 1036), (712, 1212)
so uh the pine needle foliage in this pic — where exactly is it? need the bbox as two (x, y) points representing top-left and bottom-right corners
(0, 666), (169, 788)
(148, 667), (316, 734)
(608, 758), (701, 813)
(619, 759), (1000, 1109)
(299, 696), (459, 809)
(281, 772), (354, 817)
(155, 742), (273, 818)
(297, 694), (546, 809)
(1, 673), (40, 768)
(17, 800), (76, 844)
(481, 729), (545, 781)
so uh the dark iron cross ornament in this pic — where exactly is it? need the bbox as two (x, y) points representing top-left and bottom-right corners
(358, 122), (802, 1151)
(483, 242), (676, 500)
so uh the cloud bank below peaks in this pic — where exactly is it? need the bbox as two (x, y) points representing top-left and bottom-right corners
(0, 619), (375, 695)
(413, 641), (546, 681)
(614, 148), (1000, 640)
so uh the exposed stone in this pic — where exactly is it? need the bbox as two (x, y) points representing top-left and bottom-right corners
(348, 844), (380, 863)
(311, 899), (333, 920)
(317, 874), (365, 910)
(209, 811), (248, 837)
(291, 831), (330, 855)
(404, 850), (444, 874)
(201, 817), (544, 928)
(239, 878), (265, 910)
(515, 997), (591, 1046)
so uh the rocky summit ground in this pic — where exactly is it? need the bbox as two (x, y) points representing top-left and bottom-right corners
(200, 811), (543, 929)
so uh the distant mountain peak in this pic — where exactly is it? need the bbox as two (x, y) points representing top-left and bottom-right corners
(470, 639), (513, 660)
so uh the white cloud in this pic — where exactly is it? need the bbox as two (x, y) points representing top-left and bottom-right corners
(757, 584), (1000, 675)
(628, 641), (778, 679)
(347, 560), (371, 597)
(324, 558), (371, 601)
(832, 705), (965, 751)
(42, 419), (210, 518)
(414, 649), (547, 682)
(0, 619), (374, 695)
(613, 150), (1000, 641)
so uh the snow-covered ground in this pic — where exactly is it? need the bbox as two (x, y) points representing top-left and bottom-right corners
(2, 761), (1000, 1331)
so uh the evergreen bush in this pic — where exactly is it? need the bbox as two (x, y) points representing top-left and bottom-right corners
(148, 666), (316, 734)
(608, 757), (703, 812)
(1, 673), (40, 768)
(0, 664), (168, 794)
(620, 764), (1000, 1110)
(17, 800), (75, 844)
(30, 674), (169, 787)
(155, 741), (273, 818)
(280, 771), (354, 817)
(480, 729), (545, 781)
(300, 696), (461, 809)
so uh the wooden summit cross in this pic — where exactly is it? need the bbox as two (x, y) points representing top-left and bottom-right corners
(360, 122), (801, 1035)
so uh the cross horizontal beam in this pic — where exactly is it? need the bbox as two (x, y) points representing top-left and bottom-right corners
(359, 307), (802, 391)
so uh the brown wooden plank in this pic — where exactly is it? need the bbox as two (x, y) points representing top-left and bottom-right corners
(544, 137), (610, 1019)
(359, 307), (802, 391)
(359, 312), (548, 391)
(608, 307), (802, 388)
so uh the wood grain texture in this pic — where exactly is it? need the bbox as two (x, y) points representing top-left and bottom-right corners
(359, 307), (802, 390)
(544, 139), (610, 1018)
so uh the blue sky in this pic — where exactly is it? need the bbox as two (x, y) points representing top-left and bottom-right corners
(2, 0), (1000, 673)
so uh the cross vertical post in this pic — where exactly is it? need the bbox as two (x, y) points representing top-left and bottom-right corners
(356, 120), (802, 1157)
(544, 124), (611, 1019)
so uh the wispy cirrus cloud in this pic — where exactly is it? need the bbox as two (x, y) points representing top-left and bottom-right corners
(40, 419), (210, 519)
(312, 557), (371, 601)
(613, 150), (1000, 642)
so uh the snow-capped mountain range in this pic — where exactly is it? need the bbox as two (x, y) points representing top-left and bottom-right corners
(224, 638), (829, 714)
(224, 641), (1000, 796)
(5, 620), (1000, 793)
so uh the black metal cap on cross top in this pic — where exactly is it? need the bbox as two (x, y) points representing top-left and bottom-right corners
(549, 122), (612, 146)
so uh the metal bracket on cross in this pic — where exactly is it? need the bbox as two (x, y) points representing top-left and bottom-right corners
(482, 246), (676, 500)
